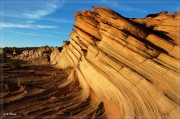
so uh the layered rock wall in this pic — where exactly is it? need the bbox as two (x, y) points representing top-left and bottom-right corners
(50, 7), (180, 118)
(132, 11), (180, 45)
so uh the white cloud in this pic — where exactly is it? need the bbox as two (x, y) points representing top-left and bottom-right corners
(43, 18), (74, 24)
(0, 22), (57, 29)
(23, 10), (50, 19)
(55, 31), (68, 34)
(0, 22), (30, 28)
(3, 30), (42, 36)
(4, 30), (60, 38)
(26, 20), (35, 24)
(32, 29), (69, 35)
(2, 0), (66, 19)
(35, 25), (57, 29)
(23, 2), (60, 19)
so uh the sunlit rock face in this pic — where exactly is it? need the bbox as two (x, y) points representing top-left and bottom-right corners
(0, 48), (4, 57)
(51, 7), (180, 118)
(132, 11), (180, 46)
(16, 47), (53, 62)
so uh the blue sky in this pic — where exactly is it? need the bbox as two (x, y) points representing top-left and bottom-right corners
(0, 0), (179, 47)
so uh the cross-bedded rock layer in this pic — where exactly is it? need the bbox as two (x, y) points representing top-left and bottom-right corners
(50, 7), (180, 118)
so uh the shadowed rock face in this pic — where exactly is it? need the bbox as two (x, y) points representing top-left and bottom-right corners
(132, 11), (180, 45)
(50, 7), (180, 118)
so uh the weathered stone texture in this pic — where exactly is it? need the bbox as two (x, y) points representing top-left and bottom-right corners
(50, 7), (180, 118)
(16, 47), (53, 62)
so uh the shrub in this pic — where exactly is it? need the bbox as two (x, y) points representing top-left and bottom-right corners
(21, 65), (29, 69)
(29, 70), (35, 74)
(17, 78), (27, 87)
(8, 59), (22, 69)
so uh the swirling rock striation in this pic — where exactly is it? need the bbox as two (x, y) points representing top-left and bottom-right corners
(50, 7), (180, 119)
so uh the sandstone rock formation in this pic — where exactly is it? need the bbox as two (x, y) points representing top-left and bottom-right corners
(132, 11), (180, 45)
(50, 7), (180, 118)
(0, 48), (4, 58)
(16, 46), (54, 62)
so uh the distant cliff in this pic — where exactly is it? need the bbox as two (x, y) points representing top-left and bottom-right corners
(50, 6), (180, 118)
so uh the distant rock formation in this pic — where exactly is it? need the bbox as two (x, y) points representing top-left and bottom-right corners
(16, 46), (54, 62)
(132, 11), (180, 45)
(50, 7), (180, 118)
(0, 48), (5, 60)
(0, 48), (4, 55)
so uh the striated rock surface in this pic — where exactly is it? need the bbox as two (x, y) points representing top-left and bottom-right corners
(16, 46), (54, 62)
(132, 11), (180, 45)
(50, 7), (180, 118)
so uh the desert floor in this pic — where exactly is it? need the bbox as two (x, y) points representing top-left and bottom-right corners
(1, 58), (74, 118)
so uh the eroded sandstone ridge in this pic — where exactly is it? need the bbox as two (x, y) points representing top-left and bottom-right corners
(50, 7), (180, 118)
(15, 46), (54, 62)
(132, 11), (180, 45)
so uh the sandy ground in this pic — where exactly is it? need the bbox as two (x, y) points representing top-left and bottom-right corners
(0, 58), (120, 119)
(1, 58), (73, 118)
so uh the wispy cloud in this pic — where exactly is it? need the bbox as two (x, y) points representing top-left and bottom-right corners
(26, 20), (35, 24)
(35, 25), (57, 29)
(43, 18), (74, 24)
(2, 0), (66, 19)
(4, 30), (61, 38)
(0, 22), (57, 29)
(22, 3), (59, 19)
(0, 22), (30, 28)
(31, 29), (69, 35)
(23, 10), (50, 19)
(54, 31), (69, 34)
